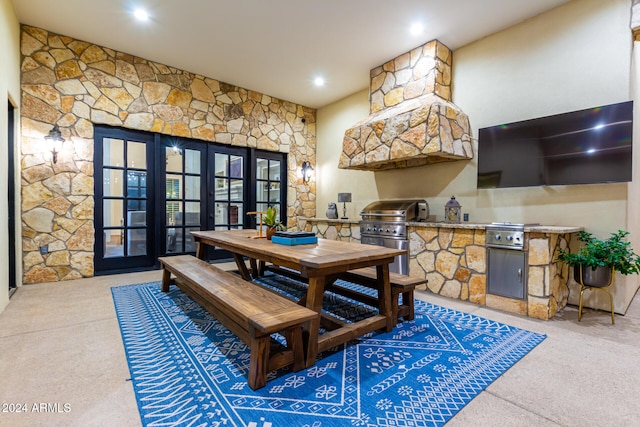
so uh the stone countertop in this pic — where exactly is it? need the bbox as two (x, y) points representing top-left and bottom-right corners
(524, 225), (583, 233)
(407, 222), (582, 233)
(302, 217), (582, 234)
(301, 217), (361, 224)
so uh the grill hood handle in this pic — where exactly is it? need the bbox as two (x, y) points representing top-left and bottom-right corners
(360, 212), (405, 217)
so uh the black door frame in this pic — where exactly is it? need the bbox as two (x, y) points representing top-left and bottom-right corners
(156, 136), (208, 256)
(8, 100), (16, 292)
(94, 126), (157, 274)
(248, 149), (288, 229)
(94, 126), (288, 274)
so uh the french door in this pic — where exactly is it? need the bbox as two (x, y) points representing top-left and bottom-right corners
(95, 127), (156, 273)
(94, 127), (287, 274)
(162, 141), (248, 260)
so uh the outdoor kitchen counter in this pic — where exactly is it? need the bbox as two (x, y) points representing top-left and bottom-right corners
(303, 217), (581, 234)
(405, 222), (583, 320)
(301, 217), (583, 320)
(406, 221), (582, 234)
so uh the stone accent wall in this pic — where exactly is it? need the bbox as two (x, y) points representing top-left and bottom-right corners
(300, 219), (360, 242)
(339, 40), (472, 171)
(19, 25), (316, 283)
(408, 227), (486, 303)
(369, 40), (453, 113)
(525, 232), (571, 320)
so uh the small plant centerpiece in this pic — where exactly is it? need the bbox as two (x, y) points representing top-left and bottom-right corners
(264, 206), (286, 240)
(557, 230), (640, 287)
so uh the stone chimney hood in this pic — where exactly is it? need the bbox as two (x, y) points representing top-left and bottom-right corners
(339, 40), (473, 171)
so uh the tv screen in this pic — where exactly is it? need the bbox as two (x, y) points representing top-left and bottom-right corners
(477, 101), (633, 189)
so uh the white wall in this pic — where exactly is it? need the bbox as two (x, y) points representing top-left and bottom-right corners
(316, 90), (376, 218)
(0, 0), (21, 313)
(454, 0), (632, 229)
(317, 0), (639, 312)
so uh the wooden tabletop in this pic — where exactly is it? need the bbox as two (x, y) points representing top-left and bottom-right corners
(191, 229), (406, 277)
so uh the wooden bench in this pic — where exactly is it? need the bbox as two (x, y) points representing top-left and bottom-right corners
(265, 265), (426, 321)
(159, 255), (319, 390)
(337, 268), (427, 321)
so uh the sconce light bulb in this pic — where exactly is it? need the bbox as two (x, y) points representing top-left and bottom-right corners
(301, 161), (313, 183)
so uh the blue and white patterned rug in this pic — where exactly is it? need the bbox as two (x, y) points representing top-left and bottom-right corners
(112, 276), (546, 427)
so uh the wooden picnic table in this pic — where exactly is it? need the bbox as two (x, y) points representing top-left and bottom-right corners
(191, 229), (405, 367)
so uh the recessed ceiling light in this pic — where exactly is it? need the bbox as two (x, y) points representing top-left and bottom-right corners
(314, 76), (325, 87)
(134, 8), (149, 21)
(410, 23), (424, 36)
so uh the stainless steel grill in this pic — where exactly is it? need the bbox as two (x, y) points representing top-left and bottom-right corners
(485, 222), (526, 250)
(360, 199), (428, 275)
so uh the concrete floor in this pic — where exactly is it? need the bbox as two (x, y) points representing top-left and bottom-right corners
(0, 270), (639, 427)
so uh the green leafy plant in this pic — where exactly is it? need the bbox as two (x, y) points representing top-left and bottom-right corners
(264, 206), (286, 231)
(557, 230), (640, 275)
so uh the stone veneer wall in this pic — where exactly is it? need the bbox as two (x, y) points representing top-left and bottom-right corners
(339, 40), (472, 171)
(300, 219), (360, 242)
(19, 25), (316, 283)
(525, 232), (571, 320)
(408, 227), (486, 303)
(369, 40), (453, 114)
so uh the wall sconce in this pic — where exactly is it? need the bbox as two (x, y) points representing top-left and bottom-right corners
(301, 161), (314, 183)
(45, 124), (64, 164)
(337, 192), (352, 219)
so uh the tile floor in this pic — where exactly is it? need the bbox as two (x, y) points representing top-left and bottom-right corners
(0, 269), (639, 426)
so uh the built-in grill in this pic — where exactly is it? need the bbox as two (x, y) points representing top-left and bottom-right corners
(485, 222), (526, 250)
(485, 222), (538, 300)
(360, 199), (429, 275)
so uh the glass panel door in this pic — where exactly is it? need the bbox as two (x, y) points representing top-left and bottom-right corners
(255, 156), (282, 230)
(205, 146), (247, 260)
(95, 127), (155, 273)
(159, 138), (245, 260)
(214, 153), (244, 229)
(165, 145), (203, 254)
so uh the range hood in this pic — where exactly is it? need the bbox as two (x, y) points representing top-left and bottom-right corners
(339, 40), (473, 171)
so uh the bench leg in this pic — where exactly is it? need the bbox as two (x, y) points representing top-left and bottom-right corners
(161, 267), (172, 292)
(391, 290), (400, 322)
(402, 291), (415, 321)
(248, 336), (270, 390)
(376, 264), (395, 332)
(285, 326), (306, 372)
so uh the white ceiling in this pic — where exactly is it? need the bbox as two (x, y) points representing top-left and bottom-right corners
(13, 0), (570, 109)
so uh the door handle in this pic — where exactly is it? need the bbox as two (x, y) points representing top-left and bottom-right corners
(518, 268), (522, 282)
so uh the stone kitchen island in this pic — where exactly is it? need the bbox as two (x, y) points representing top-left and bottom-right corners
(300, 218), (581, 320)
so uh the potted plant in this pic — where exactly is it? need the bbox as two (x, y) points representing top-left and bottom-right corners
(264, 206), (285, 240)
(557, 230), (640, 287)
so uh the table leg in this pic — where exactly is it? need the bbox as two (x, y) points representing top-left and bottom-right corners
(377, 264), (395, 332)
(195, 241), (206, 259)
(233, 253), (252, 281)
(249, 258), (259, 278)
(303, 276), (325, 367)
(160, 267), (172, 292)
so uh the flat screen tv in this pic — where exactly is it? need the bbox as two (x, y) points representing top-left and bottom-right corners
(477, 101), (633, 189)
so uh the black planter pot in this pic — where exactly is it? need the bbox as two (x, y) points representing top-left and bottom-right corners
(573, 265), (613, 288)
